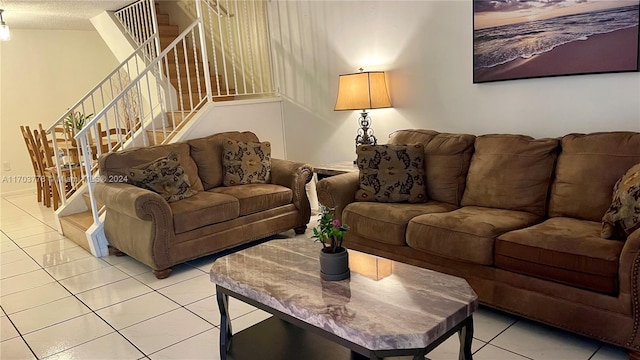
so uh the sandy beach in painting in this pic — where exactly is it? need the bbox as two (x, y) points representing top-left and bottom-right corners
(474, 26), (639, 82)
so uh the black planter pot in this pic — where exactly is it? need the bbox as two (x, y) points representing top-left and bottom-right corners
(319, 247), (350, 281)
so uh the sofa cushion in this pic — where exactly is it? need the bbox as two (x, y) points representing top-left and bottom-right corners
(169, 191), (239, 234)
(223, 140), (272, 186)
(388, 129), (475, 206)
(602, 163), (640, 239)
(355, 144), (426, 203)
(127, 151), (196, 203)
(549, 132), (640, 222)
(99, 142), (204, 191)
(407, 206), (542, 265)
(461, 134), (558, 217)
(188, 131), (260, 190)
(210, 184), (292, 216)
(343, 201), (458, 246)
(496, 217), (624, 294)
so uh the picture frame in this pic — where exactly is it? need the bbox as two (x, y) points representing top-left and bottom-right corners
(473, 0), (640, 83)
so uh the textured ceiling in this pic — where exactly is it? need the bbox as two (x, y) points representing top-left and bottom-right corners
(0, 0), (135, 30)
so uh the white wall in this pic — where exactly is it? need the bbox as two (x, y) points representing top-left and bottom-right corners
(180, 98), (286, 159)
(0, 29), (119, 194)
(268, 0), (640, 166)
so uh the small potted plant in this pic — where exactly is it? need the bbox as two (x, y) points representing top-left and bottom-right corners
(312, 206), (350, 281)
(64, 111), (93, 133)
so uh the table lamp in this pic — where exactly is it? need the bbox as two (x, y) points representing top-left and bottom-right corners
(334, 69), (392, 147)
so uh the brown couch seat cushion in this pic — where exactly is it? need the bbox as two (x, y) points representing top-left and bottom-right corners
(188, 131), (260, 190)
(343, 201), (458, 246)
(407, 206), (542, 265)
(210, 184), (292, 216)
(461, 134), (558, 217)
(169, 191), (239, 234)
(496, 217), (624, 294)
(388, 129), (475, 206)
(549, 132), (640, 222)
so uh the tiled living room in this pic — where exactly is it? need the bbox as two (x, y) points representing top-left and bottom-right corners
(2, 0), (640, 359)
(0, 191), (630, 359)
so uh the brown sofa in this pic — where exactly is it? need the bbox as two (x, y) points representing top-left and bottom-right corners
(316, 129), (640, 357)
(95, 131), (313, 279)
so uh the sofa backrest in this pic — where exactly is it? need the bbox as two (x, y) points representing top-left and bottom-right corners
(98, 142), (204, 191)
(187, 131), (260, 190)
(549, 132), (640, 221)
(388, 129), (475, 206)
(461, 134), (558, 217)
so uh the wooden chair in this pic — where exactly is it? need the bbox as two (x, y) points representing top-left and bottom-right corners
(37, 123), (79, 209)
(20, 126), (49, 206)
(96, 123), (128, 156)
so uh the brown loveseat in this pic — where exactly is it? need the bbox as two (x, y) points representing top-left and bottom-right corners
(95, 131), (313, 279)
(317, 129), (640, 357)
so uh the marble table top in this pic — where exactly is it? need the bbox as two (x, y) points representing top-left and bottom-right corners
(210, 238), (478, 351)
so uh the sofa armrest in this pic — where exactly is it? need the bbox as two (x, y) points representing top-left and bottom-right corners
(94, 182), (175, 270)
(94, 182), (172, 224)
(271, 158), (314, 219)
(619, 227), (640, 348)
(316, 172), (360, 222)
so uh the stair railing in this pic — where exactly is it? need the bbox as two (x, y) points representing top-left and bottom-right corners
(114, 0), (161, 61)
(48, 0), (276, 233)
(75, 17), (212, 224)
(201, 0), (275, 99)
(118, 0), (275, 101)
(47, 34), (160, 203)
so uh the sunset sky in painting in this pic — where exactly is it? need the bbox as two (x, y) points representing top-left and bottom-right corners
(474, 0), (640, 29)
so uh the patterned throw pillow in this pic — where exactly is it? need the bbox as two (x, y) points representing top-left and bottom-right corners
(223, 140), (271, 186)
(601, 163), (640, 240)
(127, 151), (196, 202)
(355, 144), (426, 203)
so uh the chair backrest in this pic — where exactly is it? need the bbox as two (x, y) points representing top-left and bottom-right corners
(20, 125), (45, 177)
(37, 123), (57, 169)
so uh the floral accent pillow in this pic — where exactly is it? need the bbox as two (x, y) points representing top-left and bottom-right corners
(601, 163), (640, 240)
(222, 140), (271, 186)
(355, 144), (427, 203)
(127, 151), (196, 202)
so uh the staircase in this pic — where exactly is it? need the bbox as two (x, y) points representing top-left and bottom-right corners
(54, 0), (275, 256)
(148, 3), (235, 145)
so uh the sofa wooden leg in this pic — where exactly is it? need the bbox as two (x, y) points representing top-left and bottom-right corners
(153, 268), (172, 279)
(108, 246), (127, 257)
(628, 350), (640, 360)
(294, 226), (306, 235)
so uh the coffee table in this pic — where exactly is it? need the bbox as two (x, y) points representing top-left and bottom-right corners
(210, 238), (478, 360)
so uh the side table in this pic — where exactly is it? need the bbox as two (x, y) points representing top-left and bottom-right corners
(313, 161), (358, 181)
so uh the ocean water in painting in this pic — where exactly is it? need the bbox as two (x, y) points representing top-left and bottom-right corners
(474, 4), (639, 70)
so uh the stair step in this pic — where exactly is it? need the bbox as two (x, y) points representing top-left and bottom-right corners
(60, 211), (95, 252)
(147, 127), (174, 145)
(156, 13), (170, 25)
(166, 112), (188, 126)
(166, 50), (200, 65)
(158, 24), (179, 37)
(160, 35), (179, 49)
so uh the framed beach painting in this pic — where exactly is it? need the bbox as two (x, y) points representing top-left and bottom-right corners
(473, 0), (640, 83)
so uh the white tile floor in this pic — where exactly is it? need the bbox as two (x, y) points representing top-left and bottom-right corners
(0, 191), (630, 360)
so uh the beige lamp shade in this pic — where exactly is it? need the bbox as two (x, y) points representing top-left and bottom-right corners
(334, 71), (392, 111)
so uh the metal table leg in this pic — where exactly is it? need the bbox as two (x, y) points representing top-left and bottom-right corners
(217, 289), (233, 360)
(458, 316), (474, 360)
